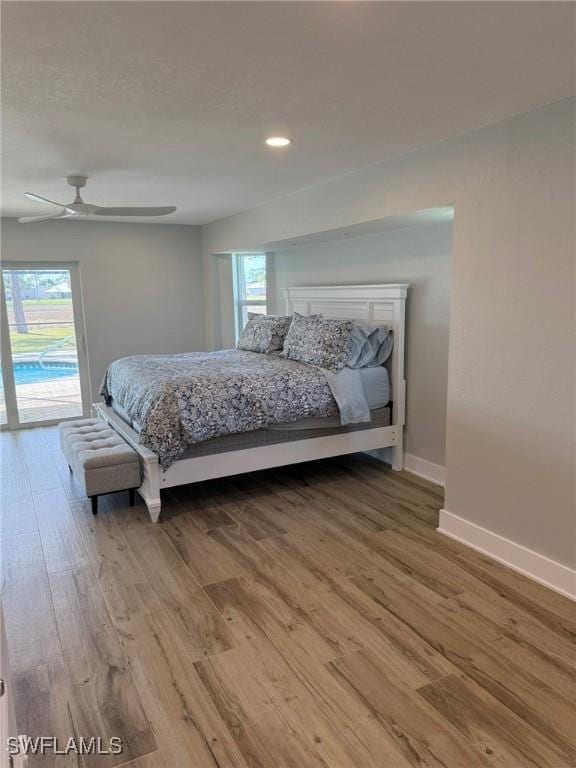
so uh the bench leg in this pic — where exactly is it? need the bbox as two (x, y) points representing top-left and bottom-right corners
(129, 488), (135, 507)
(91, 496), (98, 515)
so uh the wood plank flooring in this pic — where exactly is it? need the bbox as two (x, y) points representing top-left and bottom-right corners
(1, 427), (575, 768)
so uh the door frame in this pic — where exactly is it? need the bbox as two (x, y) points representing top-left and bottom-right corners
(0, 261), (92, 429)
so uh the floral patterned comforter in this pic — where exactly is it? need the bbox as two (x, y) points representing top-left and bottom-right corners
(100, 349), (338, 468)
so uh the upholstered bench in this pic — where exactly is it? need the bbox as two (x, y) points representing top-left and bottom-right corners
(58, 418), (141, 515)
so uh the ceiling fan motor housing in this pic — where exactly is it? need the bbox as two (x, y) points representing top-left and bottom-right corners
(67, 175), (87, 189)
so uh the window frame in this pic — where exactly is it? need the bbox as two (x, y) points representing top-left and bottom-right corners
(233, 252), (267, 341)
(0, 261), (92, 430)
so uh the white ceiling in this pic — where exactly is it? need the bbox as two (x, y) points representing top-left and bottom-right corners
(2, 2), (574, 225)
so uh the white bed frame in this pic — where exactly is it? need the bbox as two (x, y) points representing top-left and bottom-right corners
(94, 283), (408, 522)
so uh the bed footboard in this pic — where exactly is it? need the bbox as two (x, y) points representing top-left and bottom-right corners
(138, 456), (162, 523)
(93, 402), (162, 522)
(93, 401), (402, 523)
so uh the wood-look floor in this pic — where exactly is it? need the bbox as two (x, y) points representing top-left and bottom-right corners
(1, 427), (575, 768)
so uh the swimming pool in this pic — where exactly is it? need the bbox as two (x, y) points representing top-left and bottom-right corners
(4, 362), (79, 386)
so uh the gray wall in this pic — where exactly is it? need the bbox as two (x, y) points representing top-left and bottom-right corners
(202, 98), (575, 569)
(1, 219), (204, 403)
(271, 222), (452, 466)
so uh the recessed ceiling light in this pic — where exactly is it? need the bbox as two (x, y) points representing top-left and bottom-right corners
(265, 136), (292, 147)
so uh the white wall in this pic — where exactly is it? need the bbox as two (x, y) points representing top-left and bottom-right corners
(271, 222), (452, 467)
(201, 98), (575, 570)
(1, 219), (204, 403)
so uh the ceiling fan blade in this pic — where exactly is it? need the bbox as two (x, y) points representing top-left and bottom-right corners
(18, 212), (69, 223)
(92, 206), (177, 217)
(24, 193), (76, 214)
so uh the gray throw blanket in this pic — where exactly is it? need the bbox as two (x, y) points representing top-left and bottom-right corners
(100, 349), (338, 468)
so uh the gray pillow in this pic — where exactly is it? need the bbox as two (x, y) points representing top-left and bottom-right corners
(237, 313), (292, 354)
(282, 313), (354, 372)
(347, 321), (393, 368)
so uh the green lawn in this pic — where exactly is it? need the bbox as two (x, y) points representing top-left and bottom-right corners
(9, 326), (75, 354)
(21, 298), (72, 308)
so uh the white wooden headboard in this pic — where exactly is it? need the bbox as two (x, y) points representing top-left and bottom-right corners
(283, 284), (408, 434)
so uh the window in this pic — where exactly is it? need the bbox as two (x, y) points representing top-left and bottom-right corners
(233, 252), (267, 336)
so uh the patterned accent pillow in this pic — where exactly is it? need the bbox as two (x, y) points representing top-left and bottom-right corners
(237, 313), (293, 354)
(282, 313), (355, 372)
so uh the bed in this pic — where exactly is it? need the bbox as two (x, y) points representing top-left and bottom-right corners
(94, 283), (407, 521)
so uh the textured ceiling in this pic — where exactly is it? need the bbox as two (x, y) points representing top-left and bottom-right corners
(2, 1), (574, 225)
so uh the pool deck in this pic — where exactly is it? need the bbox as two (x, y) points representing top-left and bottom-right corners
(1, 376), (82, 425)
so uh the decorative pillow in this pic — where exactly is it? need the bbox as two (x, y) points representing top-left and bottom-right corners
(237, 313), (293, 354)
(282, 313), (355, 372)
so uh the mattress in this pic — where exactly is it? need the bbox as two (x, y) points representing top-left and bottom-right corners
(177, 405), (391, 461)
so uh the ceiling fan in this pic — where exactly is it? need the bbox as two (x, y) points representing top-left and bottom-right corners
(19, 175), (177, 223)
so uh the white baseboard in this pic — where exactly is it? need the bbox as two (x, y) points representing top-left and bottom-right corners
(404, 453), (445, 487)
(438, 509), (576, 601)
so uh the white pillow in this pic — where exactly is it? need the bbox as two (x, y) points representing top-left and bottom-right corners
(346, 321), (393, 368)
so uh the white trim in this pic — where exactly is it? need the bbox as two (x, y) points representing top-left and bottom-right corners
(404, 453), (445, 486)
(283, 284), (408, 301)
(438, 509), (576, 601)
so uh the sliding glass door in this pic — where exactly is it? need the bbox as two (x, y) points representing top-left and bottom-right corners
(0, 263), (91, 428)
